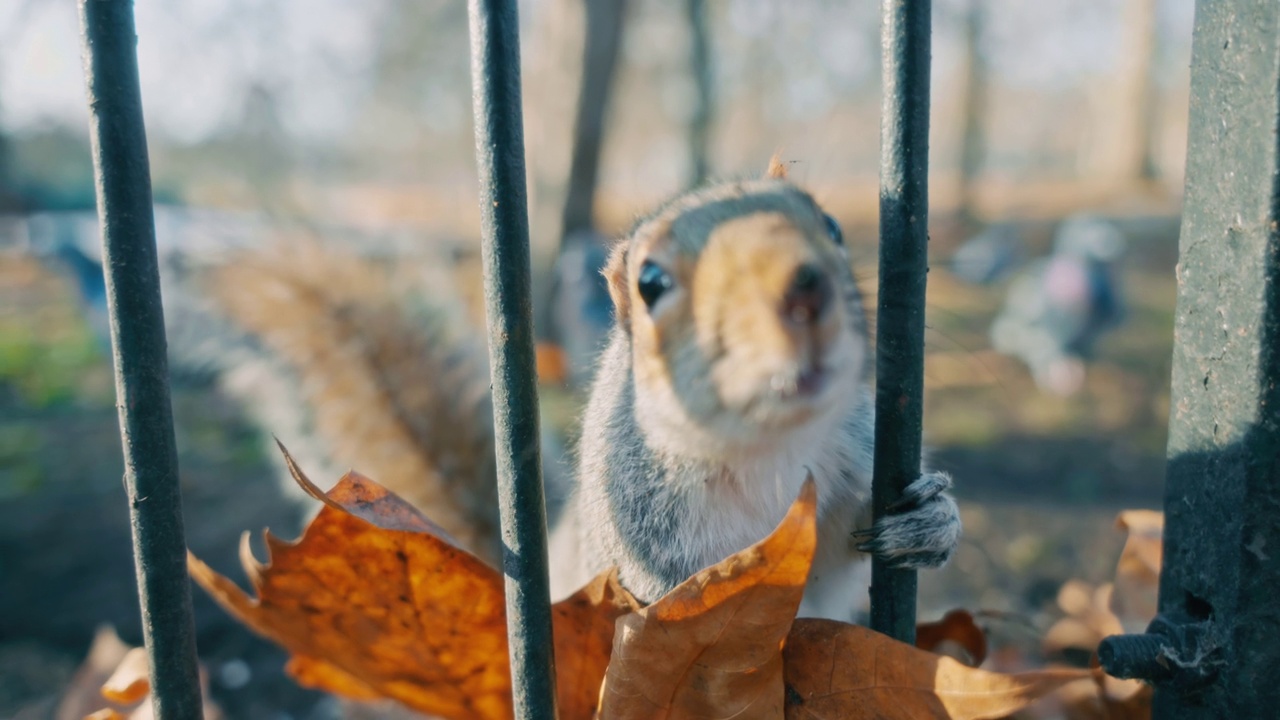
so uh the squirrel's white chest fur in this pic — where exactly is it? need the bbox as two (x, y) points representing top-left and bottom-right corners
(672, 426), (876, 621)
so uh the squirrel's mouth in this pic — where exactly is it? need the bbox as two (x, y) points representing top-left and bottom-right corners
(771, 364), (826, 399)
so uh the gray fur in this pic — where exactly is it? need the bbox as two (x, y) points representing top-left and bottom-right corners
(668, 189), (823, 255)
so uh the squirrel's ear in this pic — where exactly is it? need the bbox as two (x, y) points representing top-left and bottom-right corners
(765, 152), (788, 180)
(603, 241), (631, 329)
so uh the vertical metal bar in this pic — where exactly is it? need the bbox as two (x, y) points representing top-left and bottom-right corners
(871, 0), (931, 643)
(466, 1), (559, 719)
(77, 1), (203, 718)
(1097, 0), (1280, 715)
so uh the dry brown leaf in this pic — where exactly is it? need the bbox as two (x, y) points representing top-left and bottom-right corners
(189, 450), (637, 720)
(190, 478), (510, 719)
(1111, 511), (1162, 632)
(1008, 672), (1107, 720)
(1113, 511), (1162, 579)
(1035, 510), (1163, 720)
(535, 342), (569, 385)
(284, 656), (383, 702)
(1044, 510), (1162, 656)
(597, 478), (818, 720)
(1033, 666), (1152, 720)
(1095, 673), (1152, 719)
(55, 626), (132, 720)
(1044, 582), (1123, 656)
(553, 572), (641, 720)
(99, 648), (151, 705)
(784, 619), (1091, 720)
(188, 445), (1152, 720)
(917, 609), (989, 667)
(1056, 579), (1097, 619)
(52, 626), (221, 720)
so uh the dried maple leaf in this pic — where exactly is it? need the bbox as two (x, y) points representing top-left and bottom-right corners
(188, 447), (1118, 720)
(784, 619), (1091, 720)
(188, 447), (637, 720)
(917, 609), (989, 667)
(552, 573), (642, 720)
(597, 478), (818, 720)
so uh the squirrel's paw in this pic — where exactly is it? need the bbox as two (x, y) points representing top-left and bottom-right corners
(853, 471), (961, 569)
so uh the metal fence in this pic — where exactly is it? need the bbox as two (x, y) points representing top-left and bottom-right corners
(1096, 0), (1280, 715)
(79, 1), (203, 717)
(467, 2), (559, 719)
(75, 0), (1277, 717)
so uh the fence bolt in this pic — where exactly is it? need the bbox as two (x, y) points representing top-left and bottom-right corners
(1098, 633), (1168, 682)
(1099, 617), (1218, 689)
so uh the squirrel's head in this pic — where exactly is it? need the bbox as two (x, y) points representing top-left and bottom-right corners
(605, 159), (869, 454)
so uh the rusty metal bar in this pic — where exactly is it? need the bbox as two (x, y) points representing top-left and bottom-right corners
(77, 1), (203, 717)
(870, 0), (932, 643)
(466, 1), (559, 718)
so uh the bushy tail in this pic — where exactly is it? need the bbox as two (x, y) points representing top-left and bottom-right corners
(208, 239), (507, 563)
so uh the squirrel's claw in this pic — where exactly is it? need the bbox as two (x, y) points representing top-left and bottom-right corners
(888, 470), (952, 512)
(854, 471), (961, 569)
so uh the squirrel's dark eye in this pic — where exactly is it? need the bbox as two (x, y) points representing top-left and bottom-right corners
(637, 260), (673, 308)
(823, 213), (845, 246)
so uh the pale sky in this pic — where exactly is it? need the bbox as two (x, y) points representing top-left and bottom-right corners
(0, 0), (387, 142)
(0, 0), (1194, 145)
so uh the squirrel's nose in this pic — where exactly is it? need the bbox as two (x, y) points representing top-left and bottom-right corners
(782, 263), (832, 324)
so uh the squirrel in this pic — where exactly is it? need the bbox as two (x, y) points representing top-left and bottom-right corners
(547, 159), (961, 621)
(181, 158), (957, 623)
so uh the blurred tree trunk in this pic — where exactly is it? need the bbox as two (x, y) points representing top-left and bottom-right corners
(686, 0), (714, 187)
(526, 0), (628, 342)
(557, 0), (628, 246)
(0, 0), (38, 211)
(524, 0), (583, 259)
(0, 85), (12, 211)
(955, 0), (988, 229)
(1108, 0), (1159, 183)
(238, 83), (292, 200)
(0, 131), (16, 213)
